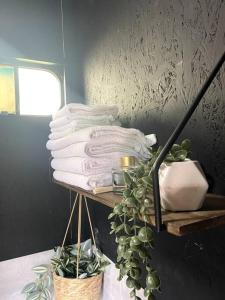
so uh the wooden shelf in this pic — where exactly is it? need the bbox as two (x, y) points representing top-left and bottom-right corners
(55, 180), (225, 236)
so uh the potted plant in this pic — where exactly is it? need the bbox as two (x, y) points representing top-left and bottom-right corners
(22, 239), (109, 300)
(52, 239), (109, 300)
(159, 140), (208, 211)
(109, 139), (206, 300)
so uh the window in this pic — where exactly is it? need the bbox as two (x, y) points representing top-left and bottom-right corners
(18, 68), (61, 115)
(0, 65), (16, 114)
(0, 63), (62, 116)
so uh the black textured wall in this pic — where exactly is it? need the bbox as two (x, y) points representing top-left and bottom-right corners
(66, 1), (225, 300)
(0, 0), (63, 61)
(0, 0), (70, 261)
(83, 0), (225, 195)
(0, 116), (70, 261)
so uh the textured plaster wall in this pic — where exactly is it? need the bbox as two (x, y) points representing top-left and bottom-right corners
(84, 0), (225, 194)
(65, 1), (225, 300)
(65, 0), (225, 300)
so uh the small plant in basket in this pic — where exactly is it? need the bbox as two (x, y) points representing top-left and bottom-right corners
(52, 239), (109, 300)
(22, 240), (109, 300)
(51, 239), (110, 279)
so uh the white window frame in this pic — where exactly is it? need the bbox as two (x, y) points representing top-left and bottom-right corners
(0, 57), (64, 117)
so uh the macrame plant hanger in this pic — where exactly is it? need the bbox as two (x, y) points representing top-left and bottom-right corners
(60, 193), (98, 278)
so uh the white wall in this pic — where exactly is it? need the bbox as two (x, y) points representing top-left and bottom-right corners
(0, 251), (147, 300)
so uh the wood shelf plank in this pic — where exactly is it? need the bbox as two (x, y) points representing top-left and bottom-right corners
(55, 180), (225, 236)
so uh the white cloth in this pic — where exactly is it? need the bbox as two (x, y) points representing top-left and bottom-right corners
(51, 136), (151, 159)
(51, 157), (119, 176)
(49, 120), (121, 140)
(52, 103), (118, 120)
(53, 170), (112, 190)
(50, 114), (118, 130)
(46, 126), (154, 151)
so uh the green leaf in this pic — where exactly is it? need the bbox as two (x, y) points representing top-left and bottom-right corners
(124, 224), (132, 235)
(142, 176), (151, 185)
(144, 287), (151, 297)
(130, 236), (141, 247)
(118, 236), (129, 245)
(124, 172), (133, 186)
(115, 224), (125, 233)
(171, 144), (181, 153)
(126, 277), (136, 289)
(148, 294), (156, 300)
(130, 267), (141, 280)
(130, 289), (136, 298)
(57, 268), (64, 277)
(117, 244), (125, 256)
(22, 282), (36, 294)
(79, 273), (88, 279)
(174, 149), (188, 161)
(26, 291), (41, 300)
(125, 197), (137, 208)
(113, 204), (123, 215)
(110, 222), (117, 230)
(32, 265), (48, 274)
(146, 272), (160, 289)
(43, 288), (52, 300)
(108, 212), (115, 220)
(165, 153), (175, 162)
(181, 139), (191, 151)
(144, 198), (153, 207)
(43, 275), (52, 288)
(51, 258), (60, 265)
(125, 261), (139, 269)
(134, 187), (145, 199)
(123, 189), (132, 198)
(138, 227), (153, 243)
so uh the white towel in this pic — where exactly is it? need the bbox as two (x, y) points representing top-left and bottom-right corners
(46, 125), (154, 151)
(50, 114), (118, 130)
(53, 170), (112, 190)
(49, 120), (121, 140)
(51, 136), (150, 159)
(51, 157), (119, 176)
(53, 103), (118, 120)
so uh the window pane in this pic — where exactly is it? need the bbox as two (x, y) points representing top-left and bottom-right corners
(18, 68), (61, 116)
(0, 65), (16, 114)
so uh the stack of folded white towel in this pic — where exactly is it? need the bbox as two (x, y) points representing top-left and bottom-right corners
(46, 103), (156, 191)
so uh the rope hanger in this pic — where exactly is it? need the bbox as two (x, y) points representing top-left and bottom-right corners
(60, 192), (97, 278)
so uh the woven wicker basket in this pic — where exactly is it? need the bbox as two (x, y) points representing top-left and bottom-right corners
(54, 272), (103, 300)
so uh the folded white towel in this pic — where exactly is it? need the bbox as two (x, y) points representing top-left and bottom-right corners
(46, 125), (154, 151)
(50, 114), (118, 130)
(51, 157), (119, 176)
(53, 170), (112, 190)
(52, 103), (119, 120)
(85, 136), (150, 158)
(49, 120), (121, 140)
(51, 136), (151, 160)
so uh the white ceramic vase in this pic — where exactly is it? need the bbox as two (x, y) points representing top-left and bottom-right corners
(159, 160), (209, 211)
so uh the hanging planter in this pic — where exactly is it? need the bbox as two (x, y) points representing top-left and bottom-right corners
(52, 194), (109, 300)
(53, 272), (102, 300)
(22, 194), (108, 300)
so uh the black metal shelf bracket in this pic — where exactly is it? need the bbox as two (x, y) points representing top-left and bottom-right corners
(151, 51), (225, 232)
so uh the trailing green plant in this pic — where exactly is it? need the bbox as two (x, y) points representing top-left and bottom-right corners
(51, 239), (110, 279)
(109, 139), (191, 300)
(21, 264), (52, 300)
